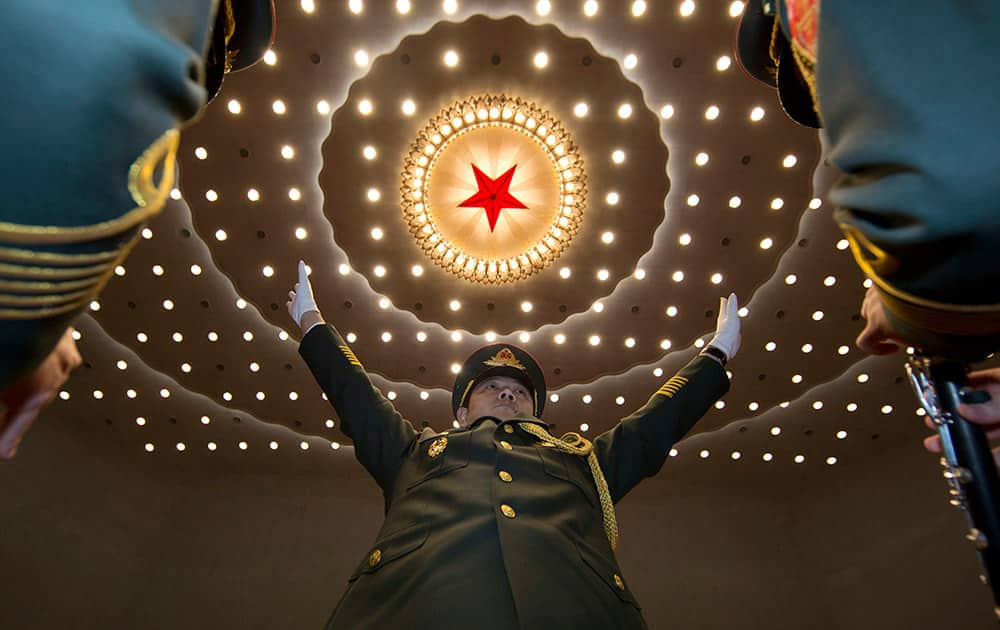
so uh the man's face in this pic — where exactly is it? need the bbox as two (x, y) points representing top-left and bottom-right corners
(456, 375), (534, 427)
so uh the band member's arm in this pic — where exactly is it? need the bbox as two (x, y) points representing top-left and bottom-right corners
(593, 295), (739, 501)
(288, 262), (417, 493)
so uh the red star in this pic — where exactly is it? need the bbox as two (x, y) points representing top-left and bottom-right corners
(457, 164), (528, 232)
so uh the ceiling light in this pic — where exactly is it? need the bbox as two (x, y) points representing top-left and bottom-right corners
(262, 265), (275, 277)
(660, 104), (675, 119)
(728, 196), (742, 208)
(809, 198), (823, 209)
(371, 227), (384, 240)
(381, 332), (392, 342)
(374, 265), (386, 277)
(288, 188), (301, 201)
(625, 337), (636, 348)
(215, 229), (227, 241)
(617, 103), (633, 118)
(346, 332), (358, 342)
(401, 99), (417, 116)
(623, 54), (638, 69)
(794, 455), (805, 464)
(348, 0), (363, 13)
(600, 231), (614, 244)
(205, 189), (218, 202)
(672, 270), (684, 282)
(358, 99), (373, 115)
(660, 339), (672, 350)
(634, 268), (646, 280)
(363, 145), (377, 160)
(272, 100), (286, 115)
(592, 301), (604, 312)
(444, 50), (459, 66)
(716, 56), (731, 71)
(301, 0), (316, 12)
(611, 149), (625, 164)
(710, 272), (723, 284)
(606, 191), (620, 205)
(582, 394), (593, 404)
(194, 147), (208, 160)
(317, 100), (331, 114)
(573, 102), (589, 117)
(589, 335), (601, 346)
(559, 267), (571, 279)
(451, 331), (462, 342)
(449, 299), (462, 311)
(338, 263), (350, 275)
(521, 301), (533, 313)
(367, 188), (381, 202)
(705, 105), (720, 120)
(396, 0), (411, 14)
(729, 1), (745, 17)
(295, 227), (307, 240)
(519, 332), (531, 343)
(533, 51), (549, 68)
(536, 0), (551, 16)
(631, 0), (647, 17)
(785, 274), (797, 285)
(695, 152), (709, 166)
(680, 0), (695, 17)
(665, 306), (678, 317)
(583, 0), (599, 16)
(759, 237), (773, 249)
(554, 333), (566, 345)
(687, 194), (700, 206)
(782, 155), (798, 168)
(227, 99), (242, 114)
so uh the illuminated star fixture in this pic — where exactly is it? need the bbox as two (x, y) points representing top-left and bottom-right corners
(401, 94), (586, 284)
(458, 164), (528, 232)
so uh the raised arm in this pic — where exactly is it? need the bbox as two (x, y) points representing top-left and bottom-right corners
(592, 294), (739, 502)
(287, 261), (418, 494)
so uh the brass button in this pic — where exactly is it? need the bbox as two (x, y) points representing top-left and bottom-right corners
(498, 470), (513, 482)
(613, 574), (624, 590)
(503, 424), (515, 434)
(427, 436), (448, 458)
(369, 548), (382, 568)
(500, 504), (516, 518)
(499, 440), (513, 450)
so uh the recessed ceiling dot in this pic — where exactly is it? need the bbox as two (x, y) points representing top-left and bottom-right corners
(227, 99), (242, 114)
(281, 145), (295, 160)
(573, 102), (589, 117)
(837, 345), (850, 355)
(592, 301), (604, 313)
(354, 49), (369, 67)
(559, 267), (571, 279)
(728, 196), (742, 208)
(396, 0), (411, 14)
(263, 49), (277, 65)
(695, 152), (709, 166)
(665, 306), (678, 318)
(519, 332), (530, 343)
(362, 145), (377, 160)
(765, 341), (777, 351)
(288, 188), (302, 201)
(762, 452), (773, 462)
(785, 274), (797, 285)
(653, 368), (664, 377)
(705, 105), (720, 120)
(794, 454), (805, 464)
(450, 363), (462, 375)
(554, 333), (566, 345)
(301, 0), (316, 12)
(863, 278), (874, 288)
(449, 299), (461, 311)
(358, 99), (373, 115)
(605, 191), (620, 205)
(770, 197), (784, 210)
(625, 337), (636, 348)
(791, 374), (803, 383)
(812, 400), (824, 410)
(782, 155), (798, 168)
(660, 339), (672, 350)
(812, 310), (824, 321)
(823, 275), (837, 286)
(836, 430), (848, 439)
(144, 443), (155, 453)
(583, 0), (599, 16)
(881, 405), (893, 414)
(451, 331), (462, 342)
(89, 300), (100, 312)
(367, 188), (381, 202)
(194, 147), (208, 160)
(222, 392), (232, 401)
(520, 301), (533, 313)
(623, 53), (638, 69)
(261, 265), (275, 278)
(749, 106), (764, 121)
(346, 332), (358, 343)
(535, 0), (551, 15)
(317, 100), (331, 114)
(159, 388), (170, 399)
(443, 49), (459, 66)
(236, 298), (247, 309)
(836, 239), (850, 251)
(114, 265), (126, 277)
(687, 194), (700, 206)
(634, 268), (646, 280)
(215, 229), (227, 241)
(710, 272), (723, 285)
(239, 442), (248, 450)
(377, 297), (391, 310)
(617, 103), (633, 119)
(243, 331), (254, 342)
(694, 338), (705, 348)
(272, 100), (286, 115)
(660, 104), (675, 119)
(857, 373), (869, 383)
(136, 332), (148, 343)
(611, 149), (626, 164)
(533, 51), (549, 68)
(374, 265), (386, 278)
(770, 426), (782, 436)
(672, 271), (684, 283)
(582, 394), (593, 404)
(205, 189), (218, 202)
(680, 0), (696, 17)
(716, 55), (732, 71)
(600, 231), (614, 245)
(699, 449), (710, 459)
(729, 1), (745, 17)
(401, 99), (417, 116)
(809, 198), (823, 209)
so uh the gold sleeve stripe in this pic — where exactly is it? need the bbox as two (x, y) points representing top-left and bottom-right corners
(0, 260), (113, 280)
(0, 246), (121, 265)
(0, 276), (103, 294)
(339, 345), (364, 368)
(0, 289), (91, 307)
(655, 375), (689, 398)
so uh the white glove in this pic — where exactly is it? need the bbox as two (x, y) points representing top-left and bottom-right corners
(708, 293), (741, 361)
(286, 260), (320, 328)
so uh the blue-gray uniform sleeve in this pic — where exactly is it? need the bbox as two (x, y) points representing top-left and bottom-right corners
(592, 354), (729, 503)
(299, 324), (419, 495)
(816, 2), (1000, 353)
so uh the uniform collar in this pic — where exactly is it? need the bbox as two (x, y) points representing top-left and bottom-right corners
(465, 415), (550, 431)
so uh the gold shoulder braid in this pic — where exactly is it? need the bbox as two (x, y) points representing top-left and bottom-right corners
(0, 129), (178, 319)
(517, 422), (619, 552)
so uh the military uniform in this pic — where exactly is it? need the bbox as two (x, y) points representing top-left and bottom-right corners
(0, 0), (274, 388)
(737, 0), (1000, 359)
(299, 324), (729, 630)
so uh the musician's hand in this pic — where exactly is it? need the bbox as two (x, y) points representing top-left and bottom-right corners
(923, 367), (1000, 467)
(856, 286), (908, 355)
(0, 327), (82, 459)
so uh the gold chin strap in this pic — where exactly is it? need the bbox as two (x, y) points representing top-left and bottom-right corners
(517, 422), (619, 552)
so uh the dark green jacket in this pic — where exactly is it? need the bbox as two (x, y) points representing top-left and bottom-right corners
(300, 324), (729, 630)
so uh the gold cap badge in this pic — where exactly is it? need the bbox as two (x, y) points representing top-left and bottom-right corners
(483, 348), (526, 371)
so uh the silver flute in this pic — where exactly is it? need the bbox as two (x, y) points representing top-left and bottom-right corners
(907, 356), (1000, 622)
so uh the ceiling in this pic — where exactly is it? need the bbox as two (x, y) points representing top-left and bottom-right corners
(4, 2), (997, 628)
